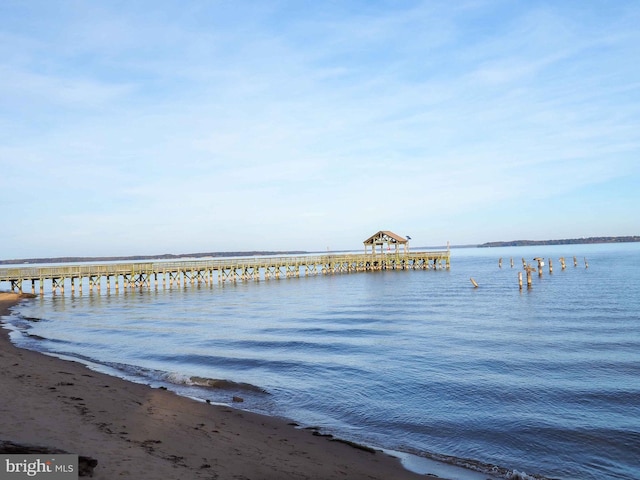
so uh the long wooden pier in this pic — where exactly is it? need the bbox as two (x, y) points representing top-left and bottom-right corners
(0, 251), (450, 296)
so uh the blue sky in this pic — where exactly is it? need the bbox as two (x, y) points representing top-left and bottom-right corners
(1, 1), (639, 258)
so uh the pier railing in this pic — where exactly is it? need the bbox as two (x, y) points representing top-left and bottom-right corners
(0, 251), (450, 295)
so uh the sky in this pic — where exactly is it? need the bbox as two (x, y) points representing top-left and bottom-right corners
(1, 0), (639, 259)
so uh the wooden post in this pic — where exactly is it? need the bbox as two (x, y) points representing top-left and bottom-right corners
(584, 257), (589, 268)
(510, 258), (514, 268)
(560, 257), (566, 270)
(518, 271), (523, 290)
(524, 264), (535, 289)
(498, 258), (502, 268)
(470, 277), (479, 288)
(534, 257), (544, 276)
(31, 280), (36, 295)
(548, 258), (553, 274)
(573, 256), (578, 267)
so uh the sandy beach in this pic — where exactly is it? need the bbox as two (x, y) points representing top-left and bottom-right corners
(0, 292), (435, 479)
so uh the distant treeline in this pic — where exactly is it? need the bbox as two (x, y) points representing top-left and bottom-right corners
(479, 236), (640, 248)
(4, 237), (639, 263)
(0, 251), (309, 265)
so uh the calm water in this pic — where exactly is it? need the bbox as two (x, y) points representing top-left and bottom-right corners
(4, 244), (640, 480)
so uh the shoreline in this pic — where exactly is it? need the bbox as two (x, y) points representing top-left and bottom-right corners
(0, 292), (445, 480)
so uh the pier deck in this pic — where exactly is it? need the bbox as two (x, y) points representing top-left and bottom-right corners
(0, 251), (450, 295)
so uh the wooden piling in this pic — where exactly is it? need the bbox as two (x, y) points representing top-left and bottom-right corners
(498, 258), (502, 268)
(518, 272), (523, 290)
(548, 258), (553, 274)
(470, 277), (479, 288)
(524, 264), (535, 289)
(534, 257), (544, 276)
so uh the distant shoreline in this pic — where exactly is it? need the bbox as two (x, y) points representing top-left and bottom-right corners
(477, 236), (640, 248)
(0, 250), (307, 266)
(2, 236), (638, 265)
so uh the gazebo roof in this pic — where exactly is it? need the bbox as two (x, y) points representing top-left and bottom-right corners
(363, 230), (408, 245)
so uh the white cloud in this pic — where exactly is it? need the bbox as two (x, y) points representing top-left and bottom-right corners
(1, 1), (639, 257)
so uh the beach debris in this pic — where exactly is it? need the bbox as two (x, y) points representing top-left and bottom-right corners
(140, 439), (162, 453)
(189, 376), (269, 394)
(232, 396), (244, 403)
(507, 470), (538, 480)
(330, 438), (377, 454)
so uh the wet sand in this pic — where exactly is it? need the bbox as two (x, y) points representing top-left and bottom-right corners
(0, 292), (438, 479)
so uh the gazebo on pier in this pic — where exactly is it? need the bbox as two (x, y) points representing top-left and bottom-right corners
(364, 230), (409, 255)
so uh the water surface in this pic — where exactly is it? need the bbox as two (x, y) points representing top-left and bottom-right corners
(6, 244), (640, 480)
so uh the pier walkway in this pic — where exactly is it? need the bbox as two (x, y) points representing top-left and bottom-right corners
(0, 251), (450, 295)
